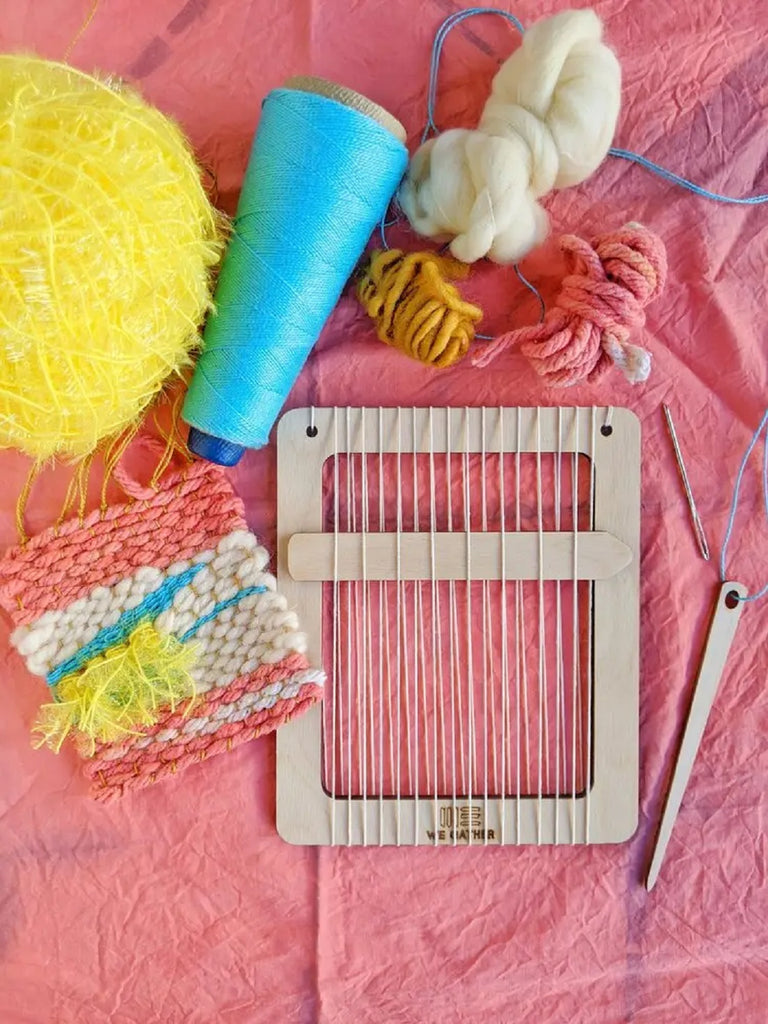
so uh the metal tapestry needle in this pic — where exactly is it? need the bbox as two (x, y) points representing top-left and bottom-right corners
(662, 404), (710, 561)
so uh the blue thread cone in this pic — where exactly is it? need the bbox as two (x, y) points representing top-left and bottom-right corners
(187, 427), (245, 467)
(183, 85), (407, 463)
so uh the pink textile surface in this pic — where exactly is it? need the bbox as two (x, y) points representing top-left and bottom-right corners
(1, 1), (767, 1021)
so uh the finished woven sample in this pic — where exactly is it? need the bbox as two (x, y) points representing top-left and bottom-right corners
(0, 457), (324, 799)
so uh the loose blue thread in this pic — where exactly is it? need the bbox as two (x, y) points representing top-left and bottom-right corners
(608, 148), (768, 207)
(719, 409), (768, 603)
(422, 8), (768, 206)
(421, 7), (526, 145)
(377, 8), (535, 327)
(380, 6), (768, 314)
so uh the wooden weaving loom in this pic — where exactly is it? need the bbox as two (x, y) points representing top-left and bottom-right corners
(276, 407), (640, 846)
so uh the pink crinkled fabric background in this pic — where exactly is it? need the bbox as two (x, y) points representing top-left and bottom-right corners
(1, 1), (767, 1021)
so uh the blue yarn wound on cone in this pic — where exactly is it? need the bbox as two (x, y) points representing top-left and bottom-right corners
(183, 85), (408, 464)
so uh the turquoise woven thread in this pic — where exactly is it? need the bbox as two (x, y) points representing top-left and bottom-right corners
(48, 576), (269, 687)
(178, 585), (267, 643)
(182, 88), (408, 451)
(47, 563), (205, 686)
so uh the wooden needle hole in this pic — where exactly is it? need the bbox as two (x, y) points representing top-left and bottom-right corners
(725, 590), (741, 610)
(600, 424), (613, 437)
(306, 425), (319, 438)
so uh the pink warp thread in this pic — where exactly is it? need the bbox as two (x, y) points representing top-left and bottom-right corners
(474, 224), (667, 386)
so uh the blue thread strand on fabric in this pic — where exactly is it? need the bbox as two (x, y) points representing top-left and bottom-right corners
(396, 5), (768, 335)
(47, 563), (206, 686)
(421, 7), (526, 144)
(422, 8), (768, 203)
(513, 263), (546, 324)
(719, 409), (768, 603)
(376, 7), (543, 328)
(424, 9), (538, 325)
(178, 585), (268, 644)
(182, 88), (408, 463)
(607, 148), (768, 206)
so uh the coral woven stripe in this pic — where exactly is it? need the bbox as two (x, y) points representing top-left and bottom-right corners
(0, 461), (245, 624)
(83, 688), (321, 800)
(90, 652), (311, 754)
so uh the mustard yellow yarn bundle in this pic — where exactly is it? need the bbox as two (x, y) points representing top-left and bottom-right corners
(0, 55), (226, 461)
(357, 249), (483, 368)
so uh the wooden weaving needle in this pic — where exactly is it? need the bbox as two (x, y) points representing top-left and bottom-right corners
(645, 580), (747, 891)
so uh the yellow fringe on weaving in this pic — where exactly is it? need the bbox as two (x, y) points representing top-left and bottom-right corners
(33, 623), (199, 754)
(357, 249), (483, 368)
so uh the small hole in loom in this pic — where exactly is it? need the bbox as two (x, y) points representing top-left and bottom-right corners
(306, 425), (318, 438)
(600, 425), (613, 437)
(725, 590), (741, 610)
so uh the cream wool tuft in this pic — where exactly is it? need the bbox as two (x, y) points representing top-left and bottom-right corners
(399, 9), (621, 264)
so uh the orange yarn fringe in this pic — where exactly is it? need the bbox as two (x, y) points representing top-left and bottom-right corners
(358, 249), (482, 368)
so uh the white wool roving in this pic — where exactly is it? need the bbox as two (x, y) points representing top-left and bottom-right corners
(399, 8), (621, 264)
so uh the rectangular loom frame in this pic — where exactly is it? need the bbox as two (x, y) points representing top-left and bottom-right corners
(276, 406), (640, 846)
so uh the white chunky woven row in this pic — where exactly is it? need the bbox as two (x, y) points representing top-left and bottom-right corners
(11, 530), (307, 689)
(183, 592), (307, 692)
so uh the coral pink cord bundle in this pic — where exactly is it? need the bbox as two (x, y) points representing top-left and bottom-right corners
(474, 224), (667, 386)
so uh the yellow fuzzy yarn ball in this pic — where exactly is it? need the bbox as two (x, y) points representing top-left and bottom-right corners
(0, 55), (225, 460)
